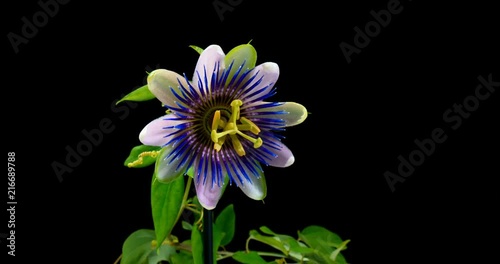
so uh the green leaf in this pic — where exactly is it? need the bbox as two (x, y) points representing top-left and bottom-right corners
(190, 196), (203, 222)
(191, 226), (204, 264)
(330, 240), (350, 262)
(212, 222), (225, 263)
(289, 242), (315, 254)
(257, 226), (309, 260)
(232, 251), (269, 264)
(120, 229), (176, 264)
(298, 225), (344, 250)
(298, 225), (349, 264)
(124, 145), (161, 168)
(259, 226), (276, 236)
(248, 229), (287, 255)
(117, 84), (156, 104)
(148, 243), (177, 264)
(170, 250), (194, 264)
(182, 220), (193, 231)
(189, 45), (204, 55)
(151, 174), (185, 248)
(121, 229), (155, 264)
(215, 204), (235, 247)
(212, 223), (224, 263)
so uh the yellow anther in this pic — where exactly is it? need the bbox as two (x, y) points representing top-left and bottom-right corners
(239, 117), (261, 134)
(230, 134), (246, 156)
(214, 143), (222, 151)
(211, 110), (221, 131)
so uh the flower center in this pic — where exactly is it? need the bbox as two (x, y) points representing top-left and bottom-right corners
(210, 99), (262, 156)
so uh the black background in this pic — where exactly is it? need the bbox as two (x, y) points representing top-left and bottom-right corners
(3, 0), (499, 263)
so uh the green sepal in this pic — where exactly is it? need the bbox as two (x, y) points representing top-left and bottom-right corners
(117, 84), (156, 105)
(124, 145), (161, 168)
(154, 146), (185, 183)
(224, 44), (257, 85)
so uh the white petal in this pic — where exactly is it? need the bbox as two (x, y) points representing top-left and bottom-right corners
(194, 171), (224, 210)
(246, 101), (308, 127)
(262, 137), (295, 168)
(236, 173), (267, 201)
(147, 69), (190, 108)
(241, 62), (279, 103)
(139, 114), (187, 147)
(192, 45), (225, 96)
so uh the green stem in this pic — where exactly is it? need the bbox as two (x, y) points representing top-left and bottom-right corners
(255, 252), (288, 258)
(172, 176), (193, 228)
(203, 208), (214, 264)
(216, 250), (287, 261)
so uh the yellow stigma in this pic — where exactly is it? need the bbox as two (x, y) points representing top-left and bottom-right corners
(211, 99), (263, 156)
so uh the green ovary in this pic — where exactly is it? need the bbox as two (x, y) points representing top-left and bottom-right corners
(210, 99), (263, 156)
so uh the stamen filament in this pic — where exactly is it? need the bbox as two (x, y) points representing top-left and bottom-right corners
(235, 130), (262, 148)
(230, 100), (242, 122)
